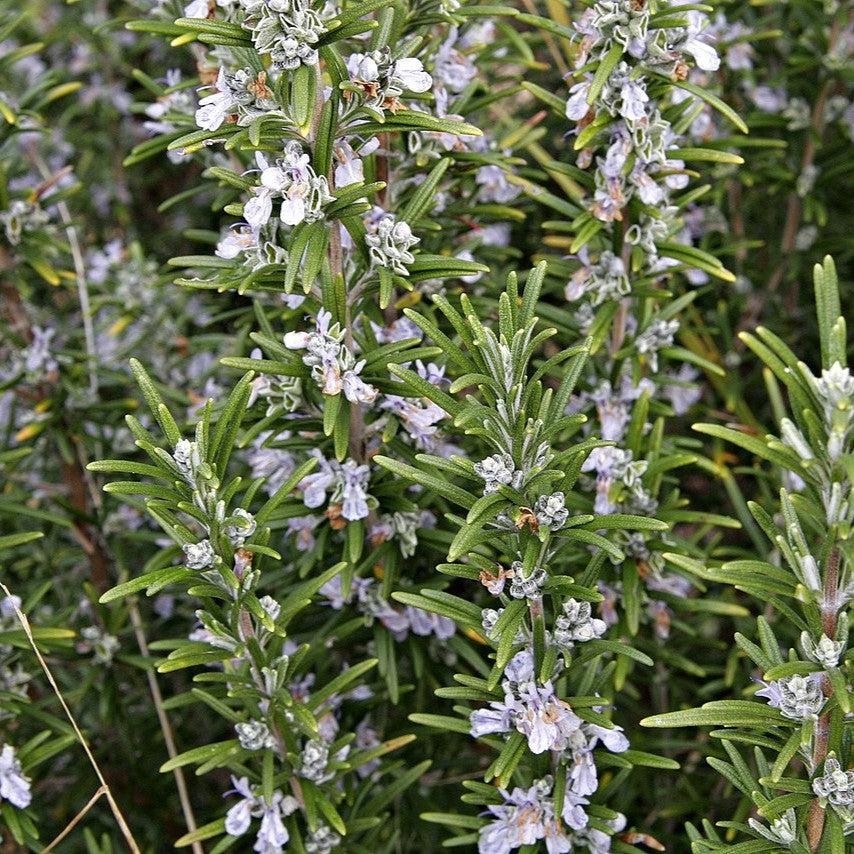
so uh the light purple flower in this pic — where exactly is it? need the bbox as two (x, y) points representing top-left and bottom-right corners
(682, 13), (721, 71)
(478, 780), (587, 854)
(755, 673), (825, 720)
(565, 80), (591, 121)
(663, 364), (702, 415)
(619, 79), (649, 121)
(342, 366), (378, 404)
(216, 226), (258, 260)
(0, 744), (31, 809)
(300, 450), (338, 509)
(470, 703), (516, 739)
(470, 651), (582, 755)
(405, 606), (455, 640)
(224, 777), (298, 853)
(340, 460), (370, 521)
(195, 67), (237, 130)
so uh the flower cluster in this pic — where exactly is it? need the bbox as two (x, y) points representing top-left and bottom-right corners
(245, 142), (333, 230)
(346, 49), (433, 114)
(813, 757), (854, 824)
(285, 309), (378, 403)
(238, 0), (328, 71)
(479, 775), (626, 854)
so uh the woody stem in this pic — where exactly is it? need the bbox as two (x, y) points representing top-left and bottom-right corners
(806, 544), (840, 852)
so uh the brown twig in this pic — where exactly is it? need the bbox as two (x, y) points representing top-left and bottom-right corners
(128, 602), (204, 853)
(738, 13), (846, 339)
(42, 786), (108, 852)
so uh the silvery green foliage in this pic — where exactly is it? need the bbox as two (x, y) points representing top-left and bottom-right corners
(93, 360), (426, 852)
(80, 2), (559, 851)
(646, 258), (854, 851)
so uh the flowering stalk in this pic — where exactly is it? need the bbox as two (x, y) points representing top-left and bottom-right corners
(378, 263), (674, 850)
(92, 362), (424, 851)
(506, 0), (751, 658)
(644, 257), (854, 851)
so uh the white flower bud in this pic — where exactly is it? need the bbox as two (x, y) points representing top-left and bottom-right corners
(224, 508), (257, 547)
(183, 539), (216, 570)
(474, 453), (516, 494)
(801, 631), (843, 668)
(235, 720), (276, 751)
(534, 492), (569, 530)
(813, 756), (854, 811)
